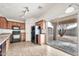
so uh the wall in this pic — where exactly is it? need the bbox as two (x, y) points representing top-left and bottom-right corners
(25, 18), (36, 41)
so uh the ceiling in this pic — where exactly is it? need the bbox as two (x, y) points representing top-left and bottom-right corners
(0, 3), (54, 20)
(0, 3), (76, 21)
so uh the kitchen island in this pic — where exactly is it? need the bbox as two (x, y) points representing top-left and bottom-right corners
(0, 33), (11, 56)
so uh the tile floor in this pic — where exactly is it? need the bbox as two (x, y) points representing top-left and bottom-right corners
(6, 42), (71, 56)
(47, 40), (78, 56)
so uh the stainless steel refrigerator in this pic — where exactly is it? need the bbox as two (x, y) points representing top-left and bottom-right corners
(31, 25), (41, 44)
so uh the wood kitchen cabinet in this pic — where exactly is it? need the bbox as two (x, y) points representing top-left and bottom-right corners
(7, 21), (12, 29)
(0, 16), (25, 29)
(0, 42), (6, 56)
(6, 39), (10, 52)
(7, 21), (25, 29)
(0, 45), (2, 55)
(21, 33), (26, 41)
(0, 16), (7, 29)
(38, 34), (45, 45)
(20, 23), (25, 29)
(36, 20), (46, 29)
(36, 20), (46, 44)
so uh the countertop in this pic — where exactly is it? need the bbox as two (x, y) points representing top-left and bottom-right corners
(0, 33), (11, 45)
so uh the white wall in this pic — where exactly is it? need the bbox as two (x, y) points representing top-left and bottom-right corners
(25, 18), (36, 41)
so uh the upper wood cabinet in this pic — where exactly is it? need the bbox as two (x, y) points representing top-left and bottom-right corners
(0, 16), (25, 29)
(36, 20), (46, 29)
(0, 16), (7, 29)
(7, 21), (12, 29)
(7, 21), (25, 29)
(20, 23), (25, 29)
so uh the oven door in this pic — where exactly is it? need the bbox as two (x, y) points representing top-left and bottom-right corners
(13, 34), (20, 39)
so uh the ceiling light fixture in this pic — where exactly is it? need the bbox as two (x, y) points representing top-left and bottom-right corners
(65, 3), (79, 13)
(65, 6), (75, 13)
(24, 7), (29, 12)
(19, 6), (29, 18)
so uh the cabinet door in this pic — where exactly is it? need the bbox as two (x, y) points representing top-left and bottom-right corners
(36, 20), (45, 29)
(0, 17), (7, 29)
(2, 42), (6, 56)
(20, 23), (25, 29)
(21, 33), (26, 41)
(0, 45), (2, 56)
(0, 18), (3, 28)
(0, 20), (1, 28)
(3, 19), (7, 28)
(7, 21), (12, 29)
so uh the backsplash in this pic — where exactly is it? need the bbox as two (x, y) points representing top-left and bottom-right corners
(0, 29), (25, 34)
(0, 29), (12, 34)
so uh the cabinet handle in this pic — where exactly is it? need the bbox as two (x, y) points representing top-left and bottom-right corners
(0, 48), (1, 51)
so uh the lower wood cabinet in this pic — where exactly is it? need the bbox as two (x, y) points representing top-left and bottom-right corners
(0, 41), (6, 56)
(6, 39), (10, 52)
(38, 34), (45, 45)
(21, 33), (26, 41)
(0, 45), (2, 56)
(0, 39), (10, 56)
